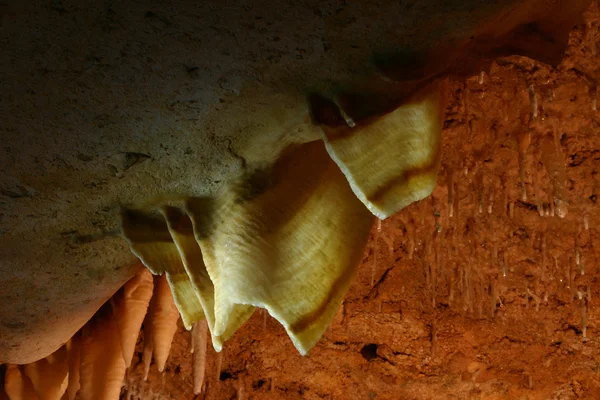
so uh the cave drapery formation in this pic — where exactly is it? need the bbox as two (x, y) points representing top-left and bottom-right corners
(1, 0), (599, 399)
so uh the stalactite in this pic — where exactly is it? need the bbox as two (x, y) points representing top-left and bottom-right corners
(518, 131), (531, 201)
(114, 269), (154, 369)
(528, 84), (538, 119)
(23, 345), (68, 400)
(79, 303), (127, 400)
(66, 334), (81, 400)
(534, 162), (543, 217)
(540, 135), (568, 218)
(4, 365), (39, 400)
(578, 291), (588, 340)
(192, 320), (208, 395)
(149, 275), (180, 373)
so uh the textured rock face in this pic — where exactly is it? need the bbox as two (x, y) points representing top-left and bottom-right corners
(0, 0), (591, 365)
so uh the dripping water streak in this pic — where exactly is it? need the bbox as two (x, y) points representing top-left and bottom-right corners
(192, 321), (208, 395)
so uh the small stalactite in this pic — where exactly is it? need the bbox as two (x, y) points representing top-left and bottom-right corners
(533, 161), (544, 217)
(591, 83), (597, 111)
(509, 202), (515, 219)
(577, 291), (588, 340)
(237, 377), (245, 400)
(518, 131), (531, 201)
(574, 235), (583, 275)
(586, 20), (597, 56)
(583, 213), (589, 230)
(528, 84), (538, 119)
(540, 134), (568, 218)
